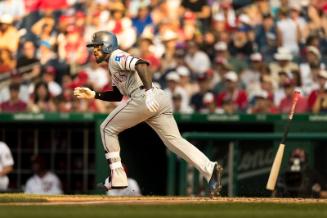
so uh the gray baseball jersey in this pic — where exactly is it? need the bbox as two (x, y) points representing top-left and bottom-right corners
(108, 49), (144, 96)
(100, 49), (215, 182)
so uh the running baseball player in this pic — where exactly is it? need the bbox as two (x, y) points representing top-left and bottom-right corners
(74, 31), (223, 196)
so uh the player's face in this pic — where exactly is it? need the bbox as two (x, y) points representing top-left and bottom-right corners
(93, 45), (107, 64)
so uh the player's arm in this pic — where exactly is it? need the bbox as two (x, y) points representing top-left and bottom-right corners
(74, 86), (123, 102)
(135, 61), (152, 90)
(95, 86), (123, 101)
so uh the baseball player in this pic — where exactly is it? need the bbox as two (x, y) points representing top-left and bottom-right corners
(0, 141), (14, 191)
(74, 31), (223, 196)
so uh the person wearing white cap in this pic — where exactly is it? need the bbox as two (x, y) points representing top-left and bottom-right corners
(247, 89), (278, 114)
(164, 71), (190, 113)
(200, 92), (221, 114)
(216, 71), (248, 112)
(159, 29), (179, 74)
(308, 70), (327, 112)
(299, 46), (325, 96)
(0, 14), (19, 53)
(176, 65), (199, 97)
(241, 53), (265, 98)
(269, 47), (299, 88)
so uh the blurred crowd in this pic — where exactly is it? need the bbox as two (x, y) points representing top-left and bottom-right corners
(0, 0), (327, 114)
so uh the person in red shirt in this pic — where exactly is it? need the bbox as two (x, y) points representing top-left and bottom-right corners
(308, 70), (327, 112)
(278, 79), (308, 113)
(216, 71), (248, 112)
(138, 34), (160, 75)
(0, 83), (27, 112)
(248, 90), (278, 114)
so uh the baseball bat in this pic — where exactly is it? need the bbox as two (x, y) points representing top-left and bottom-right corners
(266, 89), (301, 191)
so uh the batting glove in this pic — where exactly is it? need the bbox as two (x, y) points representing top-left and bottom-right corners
(74, 87), (95, 99)
(145, 89), (159, 112)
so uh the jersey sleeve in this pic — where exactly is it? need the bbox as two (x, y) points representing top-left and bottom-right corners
(112, 52), (149, 72)
(0, 142), (14, 167)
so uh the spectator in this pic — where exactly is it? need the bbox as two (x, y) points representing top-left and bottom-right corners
(241, 53), (266, 98)
(255, 13), (278, 62)
(107, 1), (136, 50)
(84, 55), (110, 91)
(159, 29), (179, 75)
(0, 0), (25, 22)
(276, 7), (301, 55)
(42, 66), (62, 97)
(308, 70), (327, 112)
(132, 3), (153, 37)
(24, 155), (63, 194)
(164, 71), (189, 111)
(212, 57), (233, 94)
(0, 14), (19, 54)
(58, 25), (88, 69)
(0, 83), (27, 112)
(185, 41), (211, 75)
(0, 72), (30, 104)
(269, 47), (299, 87)
(216, 71), (248, 112)
(171, 92), (193, 114)
(27, 81), (56, 112)
(228, 25), (254, 59)
(300, 46), (324, 95)
(179, 11), (199, 42)
(138, 32), (161, 76)
(31, 10), (57, 47)
(0, 141), (14, 191)
(200, 92), (220, 114)
(312, 81), (327, 114)
(0, 48), (15, 73)
(176, 65), (199, 97)
(278, 78), (308, 113)
(179, 0), (211, 33)
(16, 40), (41, 82)
(247, 90), (278, 114)
(190, 71), (213, 112)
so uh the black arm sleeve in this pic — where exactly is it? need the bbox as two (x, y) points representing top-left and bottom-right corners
(94, 86), (123, 102)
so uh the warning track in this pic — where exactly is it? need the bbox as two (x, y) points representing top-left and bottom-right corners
(1, 194), (327, 205)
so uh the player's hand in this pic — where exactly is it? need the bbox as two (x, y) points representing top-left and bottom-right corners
(74, 87), (95, 99)
(145, 89), (159, 112)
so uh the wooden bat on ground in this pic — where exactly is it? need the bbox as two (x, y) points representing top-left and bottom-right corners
(266, 89), (301, 191)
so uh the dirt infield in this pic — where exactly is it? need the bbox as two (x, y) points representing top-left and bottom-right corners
(1, 194), (327, 205)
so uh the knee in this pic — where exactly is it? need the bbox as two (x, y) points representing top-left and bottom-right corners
(100, 121), (107, 133)
(100, 121), (116, 136)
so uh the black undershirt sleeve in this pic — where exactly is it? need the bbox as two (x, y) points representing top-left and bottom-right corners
(94, 86), (123, 102)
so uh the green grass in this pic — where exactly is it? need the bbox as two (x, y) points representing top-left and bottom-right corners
(0, 203), (327, 218)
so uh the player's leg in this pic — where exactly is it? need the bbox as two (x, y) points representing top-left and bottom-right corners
(146, 114), (216, 180)
(146, 89), (223, 196)
(100, 98), (149, 189)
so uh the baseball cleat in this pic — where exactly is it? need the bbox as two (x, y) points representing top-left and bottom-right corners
(208, 162), (223, 197)
(97, 177), (128, 191)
